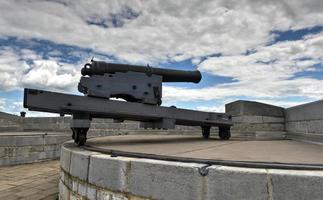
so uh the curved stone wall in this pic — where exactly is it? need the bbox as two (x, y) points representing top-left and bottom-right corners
(60, 142), (323, 200)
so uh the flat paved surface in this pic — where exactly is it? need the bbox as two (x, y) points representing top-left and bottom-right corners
(87, 135), (323, 164)
(0, 160), (59, 200)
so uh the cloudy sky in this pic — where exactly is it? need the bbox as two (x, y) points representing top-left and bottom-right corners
(0, 0), (323, 116)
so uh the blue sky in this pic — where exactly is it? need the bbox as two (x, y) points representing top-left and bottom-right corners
(0, 0), (322, 116)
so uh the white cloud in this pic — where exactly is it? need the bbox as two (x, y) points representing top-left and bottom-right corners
(0, 0), (323, 115)
(21, 60), (80, 91)
(0, 0), (322, 63)
(197, 105), (225, 113)
(163, 77), (323, 103)
(199, 33), (323, 81)
(0, 48), (30, 90)
(161, 33), (323, 104)
(0, 48), (80, 91)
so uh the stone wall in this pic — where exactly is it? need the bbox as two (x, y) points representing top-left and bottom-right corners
(225, 100), (286, 139)
(285, 100), (323, 143)
(21, 117), (200, 136)
(0, 111), (23, 132)
(0, 132), (69, 166)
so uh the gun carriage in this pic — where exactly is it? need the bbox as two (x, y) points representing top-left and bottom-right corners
(24, 60), (232, 145)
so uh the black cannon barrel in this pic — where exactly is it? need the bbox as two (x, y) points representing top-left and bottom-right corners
(81, 61), (202, 83)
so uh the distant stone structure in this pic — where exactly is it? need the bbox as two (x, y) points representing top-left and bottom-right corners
(226, 100), (285, 139)
(1, 99), (323, 166)
(226, 99), (323, 143)
(285, 100), (323, 143)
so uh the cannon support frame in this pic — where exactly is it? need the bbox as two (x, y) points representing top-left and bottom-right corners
(24, 88), (232, 145)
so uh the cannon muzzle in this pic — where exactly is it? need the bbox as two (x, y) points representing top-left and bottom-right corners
(81, 61), (201, 83)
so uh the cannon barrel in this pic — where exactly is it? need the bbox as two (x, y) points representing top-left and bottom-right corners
(81, 61), (202, 83)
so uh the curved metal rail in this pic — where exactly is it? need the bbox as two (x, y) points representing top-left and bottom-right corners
(83, 144), (323, 170)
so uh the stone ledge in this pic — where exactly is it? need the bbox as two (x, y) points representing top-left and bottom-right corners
(286, 132), (323, 144)
(226, 100), (285, 117)
(60, 142), (323, 200)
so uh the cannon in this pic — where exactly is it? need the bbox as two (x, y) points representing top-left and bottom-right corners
(24, 60), (232, 146)
(78, 61), (201, 105)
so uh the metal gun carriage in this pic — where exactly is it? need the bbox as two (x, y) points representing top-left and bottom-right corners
(24, 60), (232, 145)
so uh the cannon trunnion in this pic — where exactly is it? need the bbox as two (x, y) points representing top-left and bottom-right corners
(24, 61), (232, 145)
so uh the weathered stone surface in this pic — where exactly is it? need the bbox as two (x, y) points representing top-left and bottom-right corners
(88, 154), (129, 191)
(307, 120), (323, 134)
(87, 185), (97, 200)
(254, 131), (286, 140)
(70, 191), (82, 200)
(231, 123), (285, 132)
(269, 169), (323, 200)
(97, 190), (128, 200)
(60, 145), (71, 172)
(78, 182), (87, 197)
(15, 136), (44, 146)
(262, 116), (285, 123)
(61, 142), (323, 200)
(232, 115), (263, 123)
(0, 136), (17, 146)
(226, 100), (285, 117)
(286, 100), (323, 122)
(128, 159), (205, 200)
(69, 148), (97, 181)
(207, 166), (268, 200)
(59, 179), (70, 200)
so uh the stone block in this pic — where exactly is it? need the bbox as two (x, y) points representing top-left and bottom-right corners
(88, 154), (129, 191)
(269, 169), (323, 200)
(92, 123), (110, 129)
(59, 171), (65, 182)
(286, 99), (323, 121)
(124, 123), (139, 130)
(128, 158), (205, 200)
(287, 121), (308, 134)
(70, 192), (82, 200)
(78, 182), (87, 197)
(285, 122), (298, 133)
(268, 123), (285, 131)
(231, 122), (284, 132)
(15, 136), (44, 146)
(226, 100), (284, 117)
(262, 116), (285, 123)
(232, 115), (263, 123)
(87, 185), (97, 200)
(60, 145), (71, 172)
(71, 179), (78, 192)
(0, 136), (16, 146)
(44, 135), (57, 145)
(255, 131), (286, 140)
(0, 147), (5, 158)
(70, 149), (97, 181)
(306, 120), (323, 134)
(59, 180), (70, 200)
(207, 166), (268, 200)
(97, 190), (128, 200)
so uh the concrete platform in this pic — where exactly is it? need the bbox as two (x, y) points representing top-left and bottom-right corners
(60, 135), (323, 200)
(86, 135), (323, 165)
